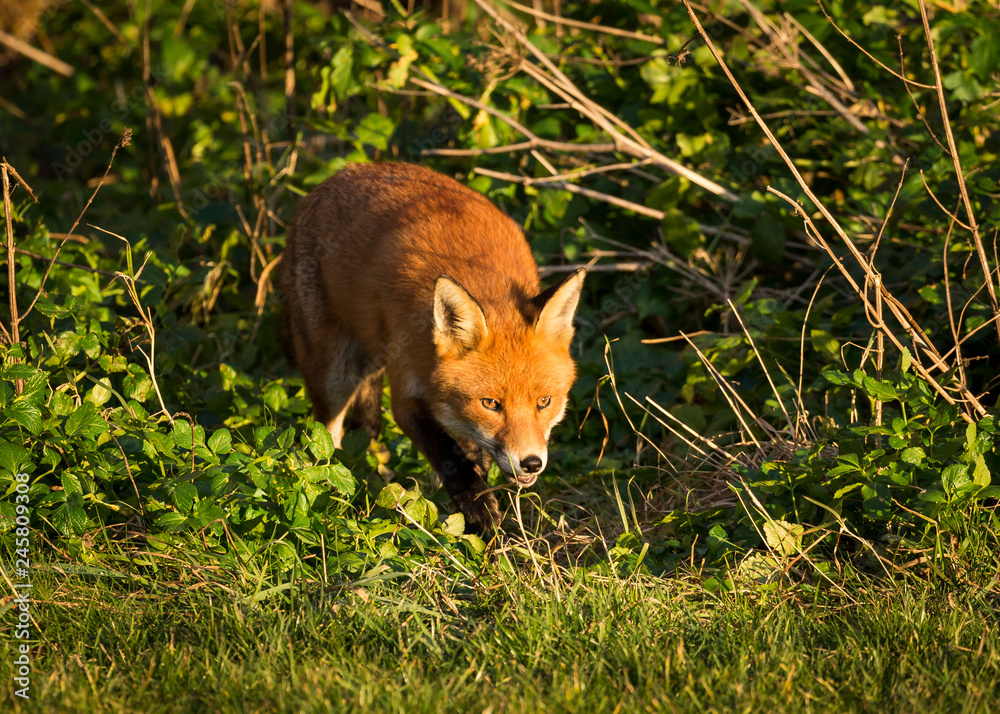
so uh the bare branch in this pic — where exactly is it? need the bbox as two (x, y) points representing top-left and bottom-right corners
(498, 0), (664, 45)
(818, 1), (935, 89)
(0, 28), (74, 76)
(681, 0), (984, 418)
(918, 0), (1000, 344)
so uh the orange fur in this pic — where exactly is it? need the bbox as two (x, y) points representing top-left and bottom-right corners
(280, 162), (584, 533)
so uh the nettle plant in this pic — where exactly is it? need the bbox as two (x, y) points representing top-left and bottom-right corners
(0, 342), (483, 575)
(736, 360), (1000, 552)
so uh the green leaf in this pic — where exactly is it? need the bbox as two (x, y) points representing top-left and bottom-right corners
(763, 519), (803, 558)
(86, 378), (113, 407)
(862, 375), (898, 402)
(124, 366), (153, 402)
(821, 369), (853, 386)
(0, 438), (31, 476)
(173, 483), (198, 514)
(53, 501), (89, 536)
(942, 464), (971, 493)
(899, 347), (912, 373)
(810, 330), (840, 360)
(329, 46), (354, 100)
(972, 454), (990, 488)
(210, 469), (230, 495)
(900, 447), (925, 465)
(833, 482), (864, 499)
(355, 113), (395, 151)
(61, 472), (83, 496)
(144, 430), (175, 457)
(277, 426), (295, 451)
(387, 34), (417, 88)
(283, 488), (311, 529)
(442, 512), (465, 536)
(0, 501), (16, 532)
(193, 500), (225, 534)
(375, 482), (407, 508)
(208, 428), (232, 454)
(4, 400), (42, 434)
(659, 206), (702, 258)
(154, 511), (188, 532)
(966, 421), (977, 448)
(461, 533), (486, 554)
(307, 421), (335, 460)
(65, 403), (109, 439)
(862, 482), (891, 520)
(970, 33), (1000, 81)
(173, 420), (193, 449)
(263, 383), (289, 413)
(918, 489), (947, 503)
(403, 496), (429, 526)
(300, 464), (356, 498)
(943, 69), (985, 102)
(3, 364), (41, 381)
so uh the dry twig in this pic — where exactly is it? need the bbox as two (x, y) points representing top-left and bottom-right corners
(2, 163), (20, 356)
(498, 0), (664, 45)
(0, 27), (73, 76)
(21, 130), (132, 323)
(681, 0), (986, 420)
(917, 0), (1000, 345)
(470, 0), (739, 202)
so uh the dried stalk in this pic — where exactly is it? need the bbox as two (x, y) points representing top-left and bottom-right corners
(21, 130), (132, 323)
(917, 0), (1000, 345)
(498, 0), (664, 45)
(107, 234), (173, 426)
(142, 0), (188, 219)
(737, 0), (867, 133)
(0, 27), (73, 76)
(782, 12), (854, 92)
(473, 167), (751, 246)
(2, 163), (19, 363)
(409, 77), (615, 155)
(680, 0), (985, 419)
(471, 0), (738, 202)
(818, 1), (934, 89)
(283, 0), (297, 172)
(727, 299), (797, 441)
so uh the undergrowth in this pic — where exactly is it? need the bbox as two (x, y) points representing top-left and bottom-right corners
(1, 0), (1000, 709)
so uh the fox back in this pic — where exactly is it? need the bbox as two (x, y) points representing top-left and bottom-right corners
(281, 162), (584, 532)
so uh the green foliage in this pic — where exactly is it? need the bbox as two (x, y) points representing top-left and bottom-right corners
(0, 0), (999, 591)
(3, 1), (1000, 709)
(736, 366), (1000, 545)
(5, 552), (1000, 712)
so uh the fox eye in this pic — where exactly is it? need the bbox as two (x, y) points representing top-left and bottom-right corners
(537, 396), (552, 410)
(481, 398), (501, 412)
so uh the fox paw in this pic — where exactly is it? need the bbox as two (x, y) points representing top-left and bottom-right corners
(451, 486), (500, 536)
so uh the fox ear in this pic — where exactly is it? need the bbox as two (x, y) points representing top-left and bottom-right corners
(433, 276), (488, 356)
(534, 269), (585, 347)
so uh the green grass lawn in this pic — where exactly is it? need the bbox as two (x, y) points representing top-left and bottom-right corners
(5, 550), (999, 713)
(4, 0), (1000, 711)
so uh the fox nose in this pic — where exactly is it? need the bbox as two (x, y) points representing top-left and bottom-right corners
(520, 455), (543, 474)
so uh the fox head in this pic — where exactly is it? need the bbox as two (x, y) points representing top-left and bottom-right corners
(429, 270), (585, 486)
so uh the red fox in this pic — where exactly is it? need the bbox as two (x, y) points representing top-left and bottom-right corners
(280, 162), (584, 533)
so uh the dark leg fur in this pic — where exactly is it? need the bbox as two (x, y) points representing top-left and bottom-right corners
(348, 371), (385, 439)
(278, 303), (296, 367)
(392, 395), (500, 534)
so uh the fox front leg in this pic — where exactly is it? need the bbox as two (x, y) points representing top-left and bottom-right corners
(392, 395), (500, 534)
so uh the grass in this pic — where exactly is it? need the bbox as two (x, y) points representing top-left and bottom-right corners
(3, 1), (1000, 711)
(5, 542), (1000, 713)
